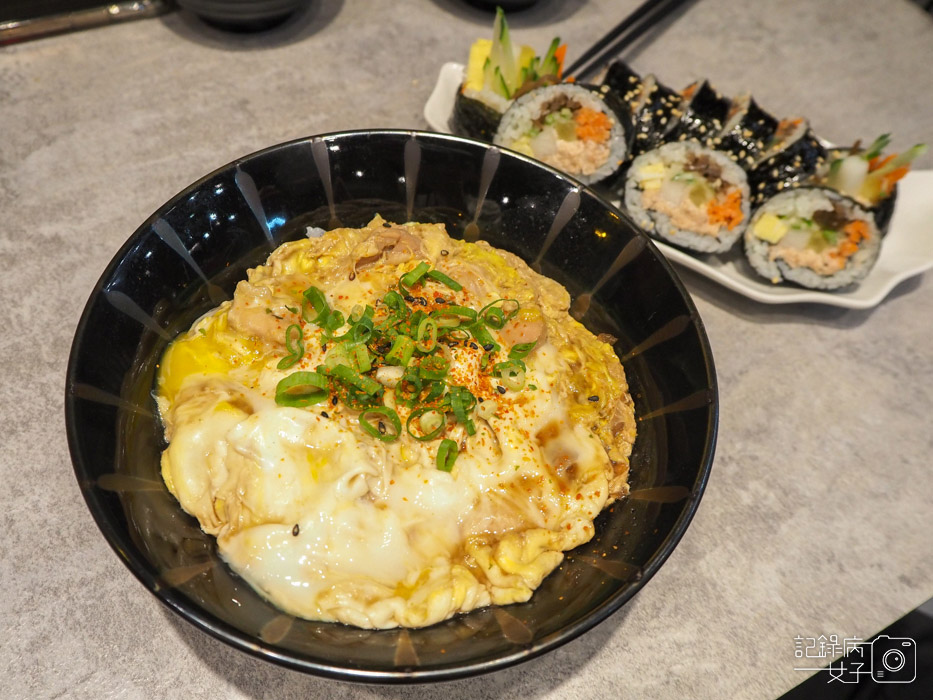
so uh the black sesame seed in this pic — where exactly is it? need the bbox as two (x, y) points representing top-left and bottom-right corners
(440, 249), (449, 256)
(383, 221), (392, 228)
(378, 421), (387, 434)
(292, 524), (300, 536)
(435, 296), (446, 304)
(496, 385), (507, 394)
(321, 343), (328, 352)
(332, 396), (338, 406)
(469, 342), (479, 350)
(348, 272), (356, 281)
(321, 411), (329, 418)
(483, 343), (494, 352)
(404, 295), (415, 303)
(588, 395), (599, 402)
(414, 296), (428, 306)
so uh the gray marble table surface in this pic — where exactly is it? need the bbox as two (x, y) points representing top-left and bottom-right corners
(2, 0), (932, 697)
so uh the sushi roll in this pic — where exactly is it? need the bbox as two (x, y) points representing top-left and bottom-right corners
(744, 188), (881, 290)
(748, 118), (827, 204)
(623, 141), (751, 253)
(629, 74), (684, 158)
(494, 83), (632, 186)
(817, 134), (928, 234)
(664, 80), (731, 146)
(601, 59), (645, 113)
(452, 8), (565, 142)
(715, 94), (779, 168)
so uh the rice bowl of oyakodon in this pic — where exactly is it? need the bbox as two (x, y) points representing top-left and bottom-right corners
(66, 130), (717, 681)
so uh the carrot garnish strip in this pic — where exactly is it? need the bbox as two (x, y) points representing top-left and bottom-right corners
(554, 44), (567, 78)
(868, 154), (896, 172)
(574, 108), (612, 142)
(706, 190), (744, 231)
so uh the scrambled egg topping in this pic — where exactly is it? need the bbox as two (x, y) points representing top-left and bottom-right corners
(156, 217), (636, 629)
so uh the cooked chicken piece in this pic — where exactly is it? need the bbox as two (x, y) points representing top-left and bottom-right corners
(226, 280), (300, 350)
(351, 226), (425, 271)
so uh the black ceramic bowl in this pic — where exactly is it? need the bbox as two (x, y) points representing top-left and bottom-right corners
(66, 130), (717, 683)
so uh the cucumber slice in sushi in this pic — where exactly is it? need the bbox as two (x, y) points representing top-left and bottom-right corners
(494, 83), (633, 186)
(623, 141), (751, 254)
(744, 188), (881, 290)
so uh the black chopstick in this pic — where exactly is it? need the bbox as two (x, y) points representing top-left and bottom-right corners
(565, 0), (695, 82)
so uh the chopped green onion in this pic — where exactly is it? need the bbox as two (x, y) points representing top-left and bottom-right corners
(479, 299), (520, 329)
(436, 438), (459, 472)
(386, 335), (415, 366)
(406, 406), (447, 441)
(508, 341), (536, 361)
(426, 269), (463, 291)
(341, 384), (382, 410)
(320, 309), (345, 338)
(277, 324), (304, 370)
(352, 344), (372, 373)
(432, 305), (478, 327)
(422, 379), (447, 404)
(380, 290), (410, 328)
(302, 286), (330, 325)
(419, 354), (449, 381)
(450, 386), (477, 435)
(275, 371), (329, 407)
(414, 317), (438, 353)
(399, 261), (431, 292)
(395, 368), (424, 408)
(359, 406), (401, 442)
(468, 321), (500, 353)
(493, 360), (526, 391)
(332, 364), (383, 397)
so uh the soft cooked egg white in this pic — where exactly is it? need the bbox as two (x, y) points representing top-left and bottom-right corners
(155, 216), (636, 629)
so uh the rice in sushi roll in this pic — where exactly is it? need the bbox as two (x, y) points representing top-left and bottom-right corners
(623, 141), (751, 253)
(744, 188), (881, 290)
(493, 83), (632, 186)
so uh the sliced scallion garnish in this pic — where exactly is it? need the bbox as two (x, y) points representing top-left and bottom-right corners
(436, 438), (459, 471)
(359, 406), (401, 442)
(277, 324), (305, 370)
(275, 371), (329, 407)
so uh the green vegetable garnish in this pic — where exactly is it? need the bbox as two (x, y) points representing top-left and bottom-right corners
(277, 324), (305, 370)
(274, 371), (328, 407)
(436, 438), (459, 472)
(359, 406), (401, 442)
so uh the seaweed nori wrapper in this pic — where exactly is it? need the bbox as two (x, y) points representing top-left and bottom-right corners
(664, 80), (730, 146)
(451, 88), (504, 143)
(749, 125), (827, 205)
(628, 75), (683, 159)
(716, 95), (779, 168)
(602, 60), (645, 113)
